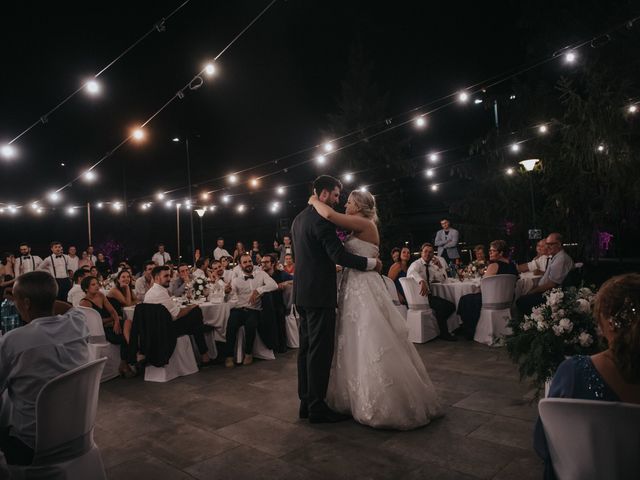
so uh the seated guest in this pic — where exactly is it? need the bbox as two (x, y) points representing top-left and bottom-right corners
(387, 246), (411, 304)
(283, 253), (295, 275)
(78, 250), (93, 269)
(518, 239), (549, 275)
(95, 252), (111, 278)
(79, 276), (134, 378)
(516, 233), (573, 316)
(390, 247), (401, 264)
(407, 243), (457, 341)
(213, 237), (231, 261)
(67, 268), (90, 306)
(534, 273), (640, 479)
(456, 240), (518, 339)
(89, 266), (103, 283)
(472, 244), (486, 263)
(261, 254), (293, 352)
(224, 254), (278, 368)
(169, 263), (192, 297)
(429, 254), (448, 283)
(134, 261), (155, 302)
(0, 272), (90, 465)
(144, 266), (212, 365)
(208, 260), (232, 299)
(232, 241), (246, 264)
(261, 254), (293, 292)
(220, 256), (234, 283)
(250, 240), (261, 265)
(107, 269), (137, 310)
(151, 243), (171, 266)
(192, 258), (207, 279)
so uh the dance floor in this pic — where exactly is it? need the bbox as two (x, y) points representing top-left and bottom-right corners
(96, 341), (543, 480)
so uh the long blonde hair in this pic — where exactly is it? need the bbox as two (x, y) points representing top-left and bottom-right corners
(349, 190), (378, 223)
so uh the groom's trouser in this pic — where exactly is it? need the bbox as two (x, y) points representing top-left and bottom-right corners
(297, 306), (335, 414)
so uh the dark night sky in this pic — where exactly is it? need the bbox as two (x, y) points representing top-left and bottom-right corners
(0, 0), (633, 261)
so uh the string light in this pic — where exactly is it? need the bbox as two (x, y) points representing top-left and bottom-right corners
(60, 163), (66, 167)
(185, 199), (192, 208)
(343, 173), (353, 183)
(172, 137), (180, 143)
(1, 144), (16, 159)
(316, 155), (326, 165)
(506, 167), (515, 175)
(458, 91), (469, 103)
(323, 142), (334, 152)
(85, 80), (100, 95)
(156, 192), (165, 200)
(48, 192), (61, 203)
(208, 205), (216, 211)
(83, 170), (97, 182)
(276, 186), (285, 195)
(429, 153), (439, 162)
(200, 192), (210, 200)
(132, 128), (145, 141)
(204, 63), (216, 76)
(36, 207), (43, 214)
(425, 169), (434, 178)
(237, 204), (246, 213)
(538, 124), (548, 134)
(164, 200), (173, 208)
(250, 178), (259, 187)
(8, 205), (17, 214)
(66, 206), (76, 215)
(30, 202), (39, 210)
(510, 143), (521, 153)
(430, 184), (439, 191)
(474, 98), (483, 104)
(414, 116), (426, 128)
(96, 202), (103, 208)
(228, 174), (238, 184)
(113, 202), (122, 211)
(270, 201), (280, 213)
(597, 144), (606, 152)
(222, 195), (230, 203)
(629, 104), (638, 114)
(359, 186), (368, 192)
(564, 51), (577, 63)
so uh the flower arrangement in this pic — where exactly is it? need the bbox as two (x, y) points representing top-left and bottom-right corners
(506, 286), (601, 392)
(460, 260), (487, 279)
(191, 277), (208, 300)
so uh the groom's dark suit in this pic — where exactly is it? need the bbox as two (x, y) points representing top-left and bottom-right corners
(292, 206), (369, 417)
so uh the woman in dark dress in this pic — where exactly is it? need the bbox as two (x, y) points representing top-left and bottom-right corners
(95, 252), (111, 278)
(456, 239), (518, 339)
(80, 275), (134, 377)
(534, 273), (640, 479)
(387, 246), (411, 304)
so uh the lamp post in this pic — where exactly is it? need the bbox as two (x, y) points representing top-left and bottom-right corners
(173, 136), (196, 263)
(519, 159), (540, 226)
(176, 203), (181, 261)
(195, 208), (206, 253)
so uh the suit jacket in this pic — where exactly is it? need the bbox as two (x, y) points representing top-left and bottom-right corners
(129, 303), (177, 367)
(434, 228), (460, 259)
(291, 206), (368, 308)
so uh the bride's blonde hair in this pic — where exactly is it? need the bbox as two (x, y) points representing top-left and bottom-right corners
(349, 190), (378, 223)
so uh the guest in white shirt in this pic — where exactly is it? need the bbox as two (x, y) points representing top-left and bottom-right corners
(67, 269), (90, 307)
(13, 243), (42, 278)
(152, 243), (171, 266)
(208, 260), (232, 299)
(192, 258), (207, 279)
(37, 241), (72, 301)
(134, 261), (156, 302)
(516, 233), (574, 315)
(518, 239), (549, 275)
(86, 245), (98, 265)
(0, 271), (90, 465)
(224, 254), (278, 367)
(169, 263), (192, 297)
(220, 256), (234, 282)
(406, 242), (457, 341)
(213, 237), (231, 260)
(143, 266), (212, 365)
(66, 245), (79, 274)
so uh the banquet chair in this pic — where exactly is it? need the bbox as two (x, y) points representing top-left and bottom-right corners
(8, 358), (108, 480)
(233, 327), (276, 363)
(399, 277), (439, 343)
(76, 306), (120, 382)
(382, 275), (408, 320)
(473, 274), (517, 346)
(538, 398), (640, 480)
(285, 305), (300, 348)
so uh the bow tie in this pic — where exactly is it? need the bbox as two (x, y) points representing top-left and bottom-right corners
(23, 256), (31, 259)
(244, 275), (254, 280)
(55, 255), (63, 258)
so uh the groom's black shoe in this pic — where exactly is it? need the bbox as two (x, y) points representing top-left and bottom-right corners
(308, 409), (351, 424)
(439, 331), (458, 341)
(299, 402), (309, 419)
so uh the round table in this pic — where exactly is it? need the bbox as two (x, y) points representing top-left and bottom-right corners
(430, 279), (480, 307)
(515, 272), (542, 299)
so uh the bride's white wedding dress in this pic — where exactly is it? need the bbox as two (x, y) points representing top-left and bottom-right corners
(326, 236), (443, 430)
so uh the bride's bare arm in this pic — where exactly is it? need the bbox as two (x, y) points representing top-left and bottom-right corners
(308, 195), (371, 233)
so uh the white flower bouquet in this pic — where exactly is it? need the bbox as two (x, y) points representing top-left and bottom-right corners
(191, 277), (208, 301)
(506, 286), (601, 392)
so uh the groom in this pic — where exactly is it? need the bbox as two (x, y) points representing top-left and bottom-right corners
(291, 175), (382, 423)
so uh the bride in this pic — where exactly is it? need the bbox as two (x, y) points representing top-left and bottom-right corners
(308, 190), (443, 430)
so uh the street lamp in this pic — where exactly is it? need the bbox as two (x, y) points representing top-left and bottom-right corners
(519, 158), (540, 226)
(173, 136), (197, 262)
(195, 208), (206, 253)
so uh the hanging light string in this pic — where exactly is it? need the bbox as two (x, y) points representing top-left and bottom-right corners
(4, 0), (192, 147)
(136, 13), (640, 203)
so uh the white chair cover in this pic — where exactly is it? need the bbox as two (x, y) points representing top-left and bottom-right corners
(189, 331), (217, 365)
(233, 327), (276, 363)
(75, 306), (120, 382)
(9, 358), (108, 480)
(538, 398), (640, 480)
(286, 305), (300, 348)
(382, 275), (408, 320)
(474, 274), (517, 346)
(144, 335), (199, 383)
(399, 277), (438, 343)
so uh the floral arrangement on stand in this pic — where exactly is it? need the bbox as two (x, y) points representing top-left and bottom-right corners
(506, 286), (602, 393)
(191, 277), (208, 301)
(460, 260), (487, 280)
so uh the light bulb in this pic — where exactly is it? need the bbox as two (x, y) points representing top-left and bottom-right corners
(343, 173), (353, 183)
(1, 144), (16, 158)
(228, 174), (238, 184)
(204, 63), (216, 76)
(564, 51), (577, 63)
(430, 184), (439, 191)
(458, 91), (469, 103)
(276, 186), (285, 195)
(48, 192), (61, 203)
(429, 153), (439, 162)
(414, 116), (426, 128)
(510, 143), (521, 152)
(425, 169), (434, 178)
(132, 128), (144, 141)
(157, 192), (165, 200)
(85, 80), (100, 95)
(222, 195), (230, 203)
(629, 105), (638, 114)
(538, 125), (548, 134)
(250, 178), (259, 187)
(83, 170), (96, 182)
(323, 142), (334, 152)
(237, 204), (246, 213)
(316, 155), (326, 165)
(506, 168), (514, 175)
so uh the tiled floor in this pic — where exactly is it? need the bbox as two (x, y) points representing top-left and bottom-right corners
(96, 341), (544, 480)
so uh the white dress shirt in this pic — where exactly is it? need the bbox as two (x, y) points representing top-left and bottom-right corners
(540, 250), (573, 286)
(66, 255), (79, 273)
(144, 283), (180, 319)
(38, 254), (71, 279)
(0, 309), (90, 448)
(231, 269), (278, 310)
(192, 268), (206, 279)
(407, 258), (431, 286)
(67, 283), (85, 307)
(527, 255), (549, 273)
(152, 251), (171, 266)
(13, 255), (43, 278)
(223, 270), (234, 283)
(213, 247), (231, 260)
(134, 276), (153, 302)
(429, 257), (448, 283)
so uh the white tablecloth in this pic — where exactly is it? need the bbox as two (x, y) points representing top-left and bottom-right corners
(515, 272), (542, 299)
(431, 279), (480, 307)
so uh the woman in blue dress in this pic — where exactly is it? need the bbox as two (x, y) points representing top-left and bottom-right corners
(534, 273), (640, 479)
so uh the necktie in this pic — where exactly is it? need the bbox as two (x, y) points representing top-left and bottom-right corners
(244, 275), (254, 280)
(23, 256), (30, 259)
(545, 256), (551, 269)
(56, 255), (63, 258)
(423, 262), (431, 288)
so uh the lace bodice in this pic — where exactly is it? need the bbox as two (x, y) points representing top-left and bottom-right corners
(344, 236), (379, 258)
